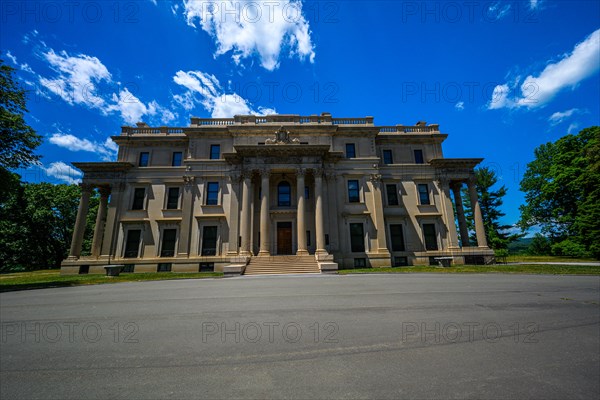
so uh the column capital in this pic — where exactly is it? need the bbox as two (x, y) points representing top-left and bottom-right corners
(98, 186), (111, 198)
(325, 169), (337, 181)
(369, 173), (382, 183)
(183, 175), (195, 185)
(79, 183), (94, 193)
(450, 181), (464, 191)
(258, 167), (271, 178)
(296, 167), (306, 177)
(313, 167), (324, 178)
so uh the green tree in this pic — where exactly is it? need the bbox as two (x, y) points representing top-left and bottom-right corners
(519, 126), (600, 259)
(461, 167), (521, 249)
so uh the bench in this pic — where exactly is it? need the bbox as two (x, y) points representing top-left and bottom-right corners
(434, 257), (453, 268)
(104, 265), (125, 277)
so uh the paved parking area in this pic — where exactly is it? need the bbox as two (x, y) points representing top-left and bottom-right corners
(1, 273), (599, 399)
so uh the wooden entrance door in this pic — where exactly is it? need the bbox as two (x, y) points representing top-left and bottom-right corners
(277, 222), (293, 255)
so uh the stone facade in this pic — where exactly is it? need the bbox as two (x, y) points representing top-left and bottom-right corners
(61, 113), (494, 275)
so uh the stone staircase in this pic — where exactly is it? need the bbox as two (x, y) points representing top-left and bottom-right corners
(244, 255), (320, 275)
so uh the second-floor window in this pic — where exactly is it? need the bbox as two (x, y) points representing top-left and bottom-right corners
(383, 150), (393, 165)
(348, 180), (360, 203)
(131, 188), (145, 210)
(210, 144), (220, 160)
(206, 182), (219, 205)
(172, 152), (183, 166)
(386, 184), (399, 206)
(166, 187), (179, 209)
(418, 183), (430, 205)
(414, 149), (424, 164)
(139, 152), (149, 167)
(278, 181), (291, 206)
(346, 143), (356, 158)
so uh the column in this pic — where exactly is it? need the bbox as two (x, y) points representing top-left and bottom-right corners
(325, 171), (339, 253)
(258, 169), (270, 256)
(370, 174), (390, 253)
(101, 183), (124, 258)
(239, 172), (252, 256)
(68, 183), (92, 259)
(296, 168), (307, 255)
(314, 169), (327, 256)
(451, 182), (470, 247)
(177, 176), (195, 257)
(440, 180), (459, 249)
(91, 186), (110, 257)
(468, 178), (488, 247)
(227, 172), (241, 256)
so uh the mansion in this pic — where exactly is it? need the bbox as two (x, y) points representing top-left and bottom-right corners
(61, 113), (493, 275)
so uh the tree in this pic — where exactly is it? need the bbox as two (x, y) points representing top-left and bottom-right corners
(0, 59), (42, 171)
(461, 167), (521, 249)
(519, 126), (600, 259)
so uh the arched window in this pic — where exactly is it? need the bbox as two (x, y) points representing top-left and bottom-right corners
(278, 181), (291, 207)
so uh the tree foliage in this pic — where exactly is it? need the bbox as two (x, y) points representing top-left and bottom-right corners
(519, 126), (600, 259)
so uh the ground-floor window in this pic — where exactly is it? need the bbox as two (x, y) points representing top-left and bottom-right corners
(124, 229), (142, 258)
(78, 265), (89, 274)
(200, 262), (214, 272)
(389, 224), (405, 251)
(354, 258), (366, 268)
(350, 223), (365, 252)
(423, 223), (438, 250)
(157, 263), (172, 272)
(201, 226), (218, 256)
(122, 265), (135, 273)
(393, 256), (408, 267)
(160, 229), (177, 257)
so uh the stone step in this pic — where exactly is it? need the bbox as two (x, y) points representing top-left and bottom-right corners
(244, 255), (320, 275)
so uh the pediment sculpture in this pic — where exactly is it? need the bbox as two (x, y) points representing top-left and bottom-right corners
(265, 126), (300, 145)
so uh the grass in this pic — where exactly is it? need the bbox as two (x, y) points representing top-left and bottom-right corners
(0, 270), (223, 292)
(338, 264), (600, 275)
(505, 255), (598, 263)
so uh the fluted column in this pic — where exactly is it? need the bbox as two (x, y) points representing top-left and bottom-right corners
(68, 183), (93, 259)
(227, 172), (241, 256)
(296, 168), (307, 255)
(239, 172), (252, 256)
(258, 169), (271, 256)
(468, 177), (488, 247)
(451, 182), (470, 247)
(177, 175), (196, 257)
(440, 179), (459, 249)
(314, 169), (327, 257)
(370, 174), (390, 253)
(91, 186), (110, 257)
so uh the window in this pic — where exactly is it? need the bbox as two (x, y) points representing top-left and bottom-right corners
(278, 181), (291, 206)
(201, 226), (218, 256)
(354, 258), (366, 268)
(210, 144), (220, 160)
(158, 263), (172, 272)
(386, 184), (399, 206)
(124, 229), (141, 258)
(138, 152), (149, 167)
(346, 143), (356, 158)
(122, 265), (135, 273)
(131, 188), (145, 210)
(348, 180), (360, 203)
(306, 231), (311, 247)
(382, 150), (393, 165)
(423, 224), (438, 250)
(78, 265), (89, 275)
(389, 224), (405, 251)
(172, 152), (183, 166)
(206, 182), (219, 205)
(166, 187), (179, 209)
(393, 257), (408, 267)
(414, 149), (424, 164)
(199, 262), (214, 272)
(418, 183), (430, 205)
(160, 229), (177, 257)
(349, 223), (365, 252)
(305, 186), (310, 200)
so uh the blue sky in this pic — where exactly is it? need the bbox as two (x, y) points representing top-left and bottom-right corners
(2, 0), (599, 233)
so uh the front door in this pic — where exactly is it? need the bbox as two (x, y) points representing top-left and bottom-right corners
(277, 222), (293, 255)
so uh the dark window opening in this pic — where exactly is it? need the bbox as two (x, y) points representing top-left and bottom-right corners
(157, 263), (172, 272)
(346, 143), (356, 158)
(393, 257), (408, 267)
(386, 184), (399, 206)
(166, 187), (179, 209)
(210, 144), (220, 160)
(201, 226), (218, 256)
(132, 188), (145, 210)
(138, 152), (149, 167)
(200, 262), (215, 272)
(350, 223), (365, 252)
(383, 150), (393, 165)
(122, 265), (135, 273)
(124, 229), (141, 258)
(390, 224), (406, 251)
(414, 149), (424, 164)
(423, 224), (438, 250)
(206, 182), (219, 205)
(348, 180), (360, 203)
(418, 183), (430, 205)
(354, 258), (366, 268)
(78, 265), (89, 275)
(278, 181), (291, 207)
(160, 229), (177, 257)
(172, 152), (183, 166)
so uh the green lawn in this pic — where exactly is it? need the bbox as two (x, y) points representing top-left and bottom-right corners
(505, 255), (598, 263)
(0, 270), (223, 292)
(338, 264), (600, 275)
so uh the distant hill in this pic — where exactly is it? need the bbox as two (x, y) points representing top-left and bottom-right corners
(508, 237), (534, 253)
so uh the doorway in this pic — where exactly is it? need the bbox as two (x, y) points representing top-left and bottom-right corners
(277, 222), (293, 255)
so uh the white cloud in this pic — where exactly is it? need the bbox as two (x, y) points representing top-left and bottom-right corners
(44, 161), (83, 184)
(106, 87), (149, 124)
(487, 2), (511, 20)
(529, 0), (539, 9)
(548, 108), (585, 126)
(48, 133), (118, 161)
(149, 0), (157, 5)
(488, 29), (600, 110)
(567, 123), (580, 134)
(172, 69), (277, 117)
(5, 50), (18, 64)
(183, 0), (315, 70)
(455, 101), (465, 111)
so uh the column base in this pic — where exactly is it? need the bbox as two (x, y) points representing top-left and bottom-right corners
(66, 255), (79, 261)
(296, 249), (309, 256)
(315, 251), (332, 261)
(258, 250), (271, 256)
